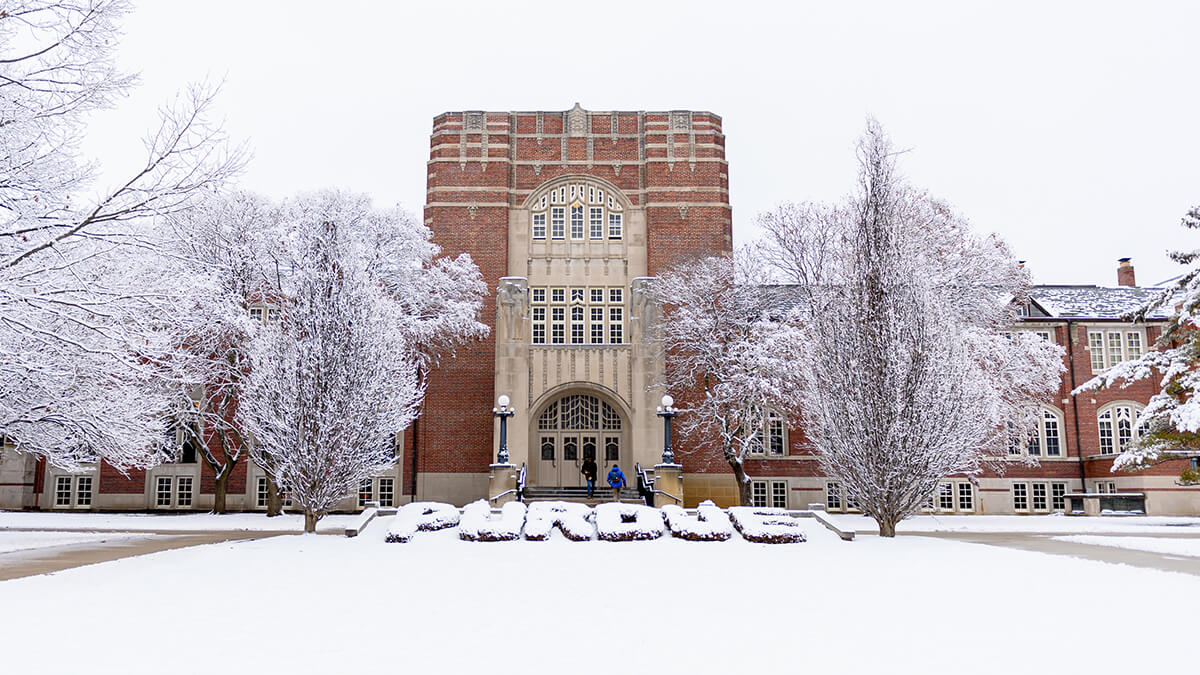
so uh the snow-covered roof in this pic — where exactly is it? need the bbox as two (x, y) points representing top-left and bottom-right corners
(1028, 285), (1172, 320)
(743, 284), (1173, 322)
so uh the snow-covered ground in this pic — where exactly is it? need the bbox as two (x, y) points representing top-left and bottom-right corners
(0, 514), (1193, 673)
(825, 512), (1200, 534)
(0, 510), (359, 533)
(1052, 535), (1200, 558)
(0, 531), (150, 554)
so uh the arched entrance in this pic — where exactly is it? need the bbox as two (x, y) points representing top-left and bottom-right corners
(532, 393), (625, 487)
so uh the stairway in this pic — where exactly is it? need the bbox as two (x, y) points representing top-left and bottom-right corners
(523, 485), (644, 505)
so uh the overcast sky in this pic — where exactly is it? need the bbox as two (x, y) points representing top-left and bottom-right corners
(82, 0), (1200, 287)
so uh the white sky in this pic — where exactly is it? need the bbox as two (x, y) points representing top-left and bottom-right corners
(81, 0), (1200, 287)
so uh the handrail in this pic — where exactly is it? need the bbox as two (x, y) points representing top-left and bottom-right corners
(634, 463), (650, 503)
(488, 463), (527, 504)
(634, 463), (682, 505)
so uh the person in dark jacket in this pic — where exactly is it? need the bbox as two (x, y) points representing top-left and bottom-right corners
(581, 457), (598, 497)
(606, 464), (626, 501)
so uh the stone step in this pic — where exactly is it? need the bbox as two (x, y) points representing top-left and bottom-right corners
(524, 487), (639, 496)
(523, 495), (642, 502)
(523, 486), (642, 504)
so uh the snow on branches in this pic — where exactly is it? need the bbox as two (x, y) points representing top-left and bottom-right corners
(1076, 204), (1200, 481)
(652, 249), (805, 506)
(759, 120), (1063, 536)
(238, 191), (488, 532)
(0, 1), (241, 471)
(154, 191), (278, 511)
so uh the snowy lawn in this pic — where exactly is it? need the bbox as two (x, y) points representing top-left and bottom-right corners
(0, 531), (151, 554)
(0, 510), (359, 533)
(0, 515), (1194, 673)
(1052, 535), (1200, 558)
(825, 512), (1200, 534)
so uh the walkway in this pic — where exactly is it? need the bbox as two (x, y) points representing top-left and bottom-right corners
(0, 529), (294, 581)
(916, 532), (1200, 576)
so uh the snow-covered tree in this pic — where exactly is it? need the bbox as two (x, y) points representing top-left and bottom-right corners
(652, 250), (804, 506)
(239, 192), (487, 532)
(158, 191), (278, 512)
(760, 121), (1063, 536)
(0, 1), (242, 471)
(1076, 204), (1200, 484)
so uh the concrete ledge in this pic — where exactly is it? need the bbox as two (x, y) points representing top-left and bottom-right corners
(345, 505), (379, 537)
(806, 509), (856, 541)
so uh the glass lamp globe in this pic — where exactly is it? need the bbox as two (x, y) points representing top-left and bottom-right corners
(497, 394), (511, 408)
(661, 394), (674, 408)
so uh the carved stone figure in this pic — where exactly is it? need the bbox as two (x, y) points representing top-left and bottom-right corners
(631, 277), (660, 340)
(497, 277), (529, 341)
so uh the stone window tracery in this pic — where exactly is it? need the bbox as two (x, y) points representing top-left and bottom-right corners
(529, 180), (624, 242)
(539, 395), (621, 432)
(1098, 403), (1142, 455)
(1008, 406), (1064, 457)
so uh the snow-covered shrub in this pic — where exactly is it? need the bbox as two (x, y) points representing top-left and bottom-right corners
(728, 507), (807, 544)
(594, 503), (665, 541)
(385, 502), (461, 543)
(458, 500), (526, 542)
(663, 500), (733, 541)
(523, 501), (594, 541)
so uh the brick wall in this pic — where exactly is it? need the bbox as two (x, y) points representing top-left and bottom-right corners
(419, 108), (732, 482)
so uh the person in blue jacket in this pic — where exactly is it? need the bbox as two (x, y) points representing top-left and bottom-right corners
(606, 464), (626, 501)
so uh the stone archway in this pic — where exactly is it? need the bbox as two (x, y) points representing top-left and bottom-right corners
(530, 392), (626, 487)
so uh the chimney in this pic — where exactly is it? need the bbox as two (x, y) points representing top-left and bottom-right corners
(1117, 257), (1135, 287)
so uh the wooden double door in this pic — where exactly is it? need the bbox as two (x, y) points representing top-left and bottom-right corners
(533, 394), (624, 487)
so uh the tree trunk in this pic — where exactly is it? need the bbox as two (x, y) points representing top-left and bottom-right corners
(730, 461), (752, 506)
(212, 471), (229, 514)
(303, 507), (319, 533)
(265, 474), (283, 517)
(878, 517), (897, 538)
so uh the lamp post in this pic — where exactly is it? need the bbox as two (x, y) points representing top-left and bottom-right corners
(493, 394), (515, 464)
(656, 394), (679, 465)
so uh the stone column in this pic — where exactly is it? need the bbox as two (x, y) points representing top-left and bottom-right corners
(494, 277), (530, 470)
(489, 463), (519, 506)
(652, 463), (683, 508)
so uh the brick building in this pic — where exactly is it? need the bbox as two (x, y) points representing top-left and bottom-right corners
(2, 106), (1197, 515)
(408, 104), (732, 504)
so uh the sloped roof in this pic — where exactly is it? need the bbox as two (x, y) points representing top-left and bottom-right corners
(1029, 285), (1172, 320)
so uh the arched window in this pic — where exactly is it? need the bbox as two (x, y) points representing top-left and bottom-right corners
(745, 410), (787, 456)
(529, 180), (624, 242)
(1098, 403), (1143, 455)
(536, 394), (624, 470)
(537, 395), (623, 432)
(1008, 406), (1064, 457)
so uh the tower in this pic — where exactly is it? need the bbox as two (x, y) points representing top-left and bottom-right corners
(410, 105), (732, 504)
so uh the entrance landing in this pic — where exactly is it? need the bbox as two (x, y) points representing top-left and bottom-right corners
(522, 485), (642, 505)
